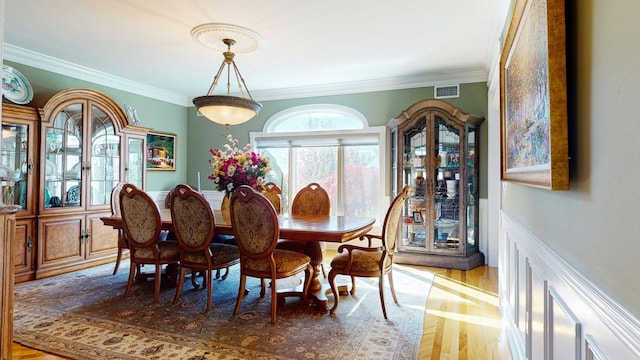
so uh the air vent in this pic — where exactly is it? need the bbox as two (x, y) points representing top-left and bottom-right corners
(435, 85), (460, 99)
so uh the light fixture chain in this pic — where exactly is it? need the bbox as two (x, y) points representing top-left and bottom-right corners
(207, 58), (228, 95)
(231, 61), (254, 100)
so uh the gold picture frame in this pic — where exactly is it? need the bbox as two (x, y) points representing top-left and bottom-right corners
(500, 0), (569, 190)
(146, 131), (176, 171)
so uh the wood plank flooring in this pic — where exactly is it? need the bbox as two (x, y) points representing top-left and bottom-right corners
(12, 264), (511, 359)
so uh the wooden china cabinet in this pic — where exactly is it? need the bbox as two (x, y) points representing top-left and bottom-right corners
(36, 88), (149, 278)
(388, 99), (484, 270)
(1, 103), (40, 282)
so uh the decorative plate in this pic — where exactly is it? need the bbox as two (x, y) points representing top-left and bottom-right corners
(45, 159), (58, 179)
(2, 65), (34, 104)
(66, 185), (80, 205)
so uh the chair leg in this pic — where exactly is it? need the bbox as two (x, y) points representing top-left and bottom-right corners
(113, 248), (123, 275)
(379, 274), (388, 320)
(233, 274), (247, 315)
(190, 270), (200, 289)
(124, 260), (136, 298)
(321, 263), (327, 278)
(270, 276), (278, 324)
(388, 268), (399, 304)
(220, 267), (229, 280)
(302, 264), (313, 301)
(260, 278), (266, 298)
(350, 276), (357, 295)
(172, 267), (187, 305)
(215, 269), (221, 279)
(328, 270), (340, 315)
(205, 269), (212, 311)
(153, 264), (162, 303)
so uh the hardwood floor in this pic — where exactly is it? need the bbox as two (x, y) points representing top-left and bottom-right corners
(12, 264), (511, 359)
(418, 266), (512, 359)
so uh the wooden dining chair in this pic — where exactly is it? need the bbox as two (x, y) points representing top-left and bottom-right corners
(119, 183), (180, 303)
(165, 185), (231, 281)
(328, 185), (409, 319)
(110, 181), (128, 275)
(169, 184), (240, 311)
(277, 182), (330, 277)
(262, 181), (282, 214)
(230, 185), (313, 324)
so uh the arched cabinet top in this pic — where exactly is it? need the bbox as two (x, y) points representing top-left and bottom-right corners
(388, 99), (484, 130)
(39, 88), (131, 132)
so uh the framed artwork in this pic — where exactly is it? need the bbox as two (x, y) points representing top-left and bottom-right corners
(500, 0), (569, 190)
(146, 131), (176, 171)
(412, 211), (423, 224)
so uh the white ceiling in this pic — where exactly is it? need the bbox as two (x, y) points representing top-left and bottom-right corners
(3, 0), (508, 106)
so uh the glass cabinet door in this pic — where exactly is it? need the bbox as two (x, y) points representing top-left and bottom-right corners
(90, 105), (120, 206)
(0, 123), (29, 208)
(126, 137), (144, 188)
(43, 102), (122, 209)
(44, 104), (83, 209)
(401, 121), (428, 251)
(466, 126), (478, 251)
(433, 116), (463, 254)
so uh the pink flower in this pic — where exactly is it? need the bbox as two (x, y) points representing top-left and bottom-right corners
(209, 136), (271, 195)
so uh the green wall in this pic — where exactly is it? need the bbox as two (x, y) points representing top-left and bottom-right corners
(4, 61), (187, 191)
(188, 83), (489, 197)
(502, 0), (640, 317)
(3, 60), (488, 198)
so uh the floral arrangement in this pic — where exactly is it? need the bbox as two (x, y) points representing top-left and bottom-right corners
(208, 135), (271, 195)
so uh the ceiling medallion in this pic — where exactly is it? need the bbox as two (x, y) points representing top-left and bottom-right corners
(191, 23), (264, 54)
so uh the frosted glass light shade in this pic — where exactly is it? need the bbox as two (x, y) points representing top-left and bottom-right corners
(193, 95), (262, 126)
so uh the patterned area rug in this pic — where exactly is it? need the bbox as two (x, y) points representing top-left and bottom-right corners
(13, 262), (433, 359)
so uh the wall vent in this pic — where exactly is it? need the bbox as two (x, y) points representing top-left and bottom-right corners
(435, 85), (460, 99)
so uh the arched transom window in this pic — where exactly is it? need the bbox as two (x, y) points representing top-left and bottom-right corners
(251, 104), (385, 222)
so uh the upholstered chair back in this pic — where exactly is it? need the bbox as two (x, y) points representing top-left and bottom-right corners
(262, 181), (282, 214)
(290, 182), (330, 216)
(230, 185), (279, 258)
(381, 185), (410, 257)
(119, 183), (162, 249)
(110, 182), (127, 216)
(170, 184), (215, 252)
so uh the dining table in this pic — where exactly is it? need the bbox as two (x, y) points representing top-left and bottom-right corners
(101, 208), (375, 311)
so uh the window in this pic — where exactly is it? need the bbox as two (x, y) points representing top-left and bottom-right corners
(251, 104), (385, 222)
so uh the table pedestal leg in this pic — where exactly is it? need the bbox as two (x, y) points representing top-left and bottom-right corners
(277, 241), (330, 311)
(304, 241), (329, 310)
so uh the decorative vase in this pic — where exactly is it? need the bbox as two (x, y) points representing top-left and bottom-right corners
(220, 193), (232, 223)
(221, 193), (231, 212)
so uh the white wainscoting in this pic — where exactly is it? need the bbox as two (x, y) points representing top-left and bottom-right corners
(148, 190), (225, 210)
(500, 211), (640, 359)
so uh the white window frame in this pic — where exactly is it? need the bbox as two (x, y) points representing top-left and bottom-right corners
(250, 104), (387, 224)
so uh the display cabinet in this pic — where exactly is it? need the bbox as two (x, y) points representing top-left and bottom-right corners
(388, 99), (484, 270)
(36, 88), (148, 278)
(1, 103), (40, 281)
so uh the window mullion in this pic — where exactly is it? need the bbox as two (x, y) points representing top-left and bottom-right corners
(337, 146), (344, 216)
(287, 147), (296, 213)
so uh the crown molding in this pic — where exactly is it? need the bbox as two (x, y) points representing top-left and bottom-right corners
(250, 69), (488, 101)
(3, 44), (189, 106)
(4, 43), (488, 106)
